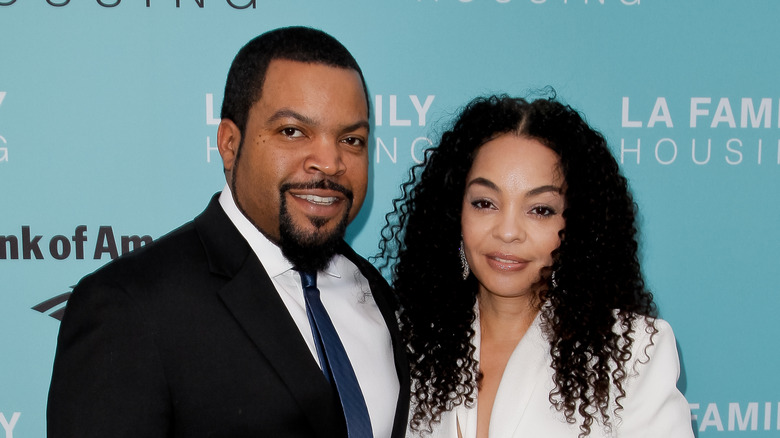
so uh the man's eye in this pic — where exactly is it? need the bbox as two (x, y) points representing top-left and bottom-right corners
(281, 128), (304, 138)
(342, 136), (365, 147)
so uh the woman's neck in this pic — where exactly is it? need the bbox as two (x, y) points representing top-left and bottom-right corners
(475, 292), (540, 438)
(478, 293), (539, 343)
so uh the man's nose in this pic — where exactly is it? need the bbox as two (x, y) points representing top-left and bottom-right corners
(304, 136), (346, 176)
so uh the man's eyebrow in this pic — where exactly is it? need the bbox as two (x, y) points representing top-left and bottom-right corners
(267, 109), (370, 133)
(267, 108), (317, 126)
(342, 120), (370, 133)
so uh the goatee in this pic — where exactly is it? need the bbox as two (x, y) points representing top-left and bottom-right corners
(278, 180), (353, 273)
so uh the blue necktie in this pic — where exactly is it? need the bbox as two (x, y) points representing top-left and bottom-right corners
(299, 271), (374, 438)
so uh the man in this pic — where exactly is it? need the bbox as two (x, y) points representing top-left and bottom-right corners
(48, 27), (410, 437)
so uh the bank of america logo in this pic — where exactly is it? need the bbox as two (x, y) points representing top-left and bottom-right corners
(32, 288), (72, 320)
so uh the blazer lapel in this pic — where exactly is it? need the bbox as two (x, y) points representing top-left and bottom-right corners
(488, 313), (550, 437)
(194, 195), (344, 437)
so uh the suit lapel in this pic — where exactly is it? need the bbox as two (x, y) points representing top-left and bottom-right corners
(194, 195), (345, 437)
(217, 263), (346, 435)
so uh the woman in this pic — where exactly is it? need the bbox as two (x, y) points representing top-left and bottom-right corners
(379, 95), (693, 437)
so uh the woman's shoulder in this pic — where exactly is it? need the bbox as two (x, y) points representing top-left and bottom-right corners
(615, 313), (675, 342)
(609, 315), (694, 437)
(613, 313), (680, 377)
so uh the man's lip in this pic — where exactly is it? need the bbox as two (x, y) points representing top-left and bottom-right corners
(280, 180), (353, 202)
(290, 193), (341, 205)
(288, 190), (345, 204)
(287, 190), (345, 210)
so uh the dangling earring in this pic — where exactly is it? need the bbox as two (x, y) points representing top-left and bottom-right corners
(551, 269), (559, 289)
(459, 240), (470, 280)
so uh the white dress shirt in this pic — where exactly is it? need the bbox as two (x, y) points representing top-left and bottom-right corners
(219, 185), (399, 437)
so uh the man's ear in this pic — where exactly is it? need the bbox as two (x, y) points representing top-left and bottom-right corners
(217, 119), (241, 173)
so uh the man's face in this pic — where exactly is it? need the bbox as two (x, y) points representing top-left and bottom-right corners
(220, 59), (369, 267)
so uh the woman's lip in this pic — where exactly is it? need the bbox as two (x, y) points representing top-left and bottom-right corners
(486, 252), (528, 263)
(485, 253), (529, 271)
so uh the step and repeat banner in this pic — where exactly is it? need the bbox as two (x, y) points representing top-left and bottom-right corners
(1, 1), (779, 436)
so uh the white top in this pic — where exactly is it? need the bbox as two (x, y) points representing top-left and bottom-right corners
(409, 309), (694, 438)
(219, 185), (399, 437)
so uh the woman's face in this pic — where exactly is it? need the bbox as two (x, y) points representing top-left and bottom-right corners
(461, 134), (565, 300)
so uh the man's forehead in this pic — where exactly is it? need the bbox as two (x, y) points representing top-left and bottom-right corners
(252, 60), (368, 122)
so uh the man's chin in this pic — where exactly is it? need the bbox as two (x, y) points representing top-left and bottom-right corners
(278, 191), (352, 272)
(293, 215), (344, 238)
(294, 229), (340, 247)
(279, 231), (342, 273)
(279, 216), (349, 272)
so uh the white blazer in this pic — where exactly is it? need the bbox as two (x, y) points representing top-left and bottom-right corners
(408, 311), (693, 438)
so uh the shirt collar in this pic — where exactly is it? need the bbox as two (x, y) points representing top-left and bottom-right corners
(218, 184), (342, 279)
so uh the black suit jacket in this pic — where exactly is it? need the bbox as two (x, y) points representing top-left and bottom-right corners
(47, 194), (410, 437)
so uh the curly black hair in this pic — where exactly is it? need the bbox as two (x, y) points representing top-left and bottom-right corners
(378, 94), (658, 437)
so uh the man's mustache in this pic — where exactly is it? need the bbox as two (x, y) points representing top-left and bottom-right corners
(279, 179), (354, 202)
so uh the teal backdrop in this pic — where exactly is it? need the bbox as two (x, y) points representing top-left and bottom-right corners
(1, 1), (779, 436)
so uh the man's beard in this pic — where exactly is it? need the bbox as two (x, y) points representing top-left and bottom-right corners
(278, 179), (353, 273)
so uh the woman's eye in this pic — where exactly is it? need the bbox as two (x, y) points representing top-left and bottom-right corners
(471, 199), (495, 210)
(530, 206), (556, 217)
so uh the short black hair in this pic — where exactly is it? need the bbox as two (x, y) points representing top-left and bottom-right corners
(220, 26), (369, 136)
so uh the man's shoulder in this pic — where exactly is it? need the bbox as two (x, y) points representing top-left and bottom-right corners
(86, 194), (237, 280)
(126, 218), (202, 264)
(78, 219), (203, 288)
(78, 196), (232, 288)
